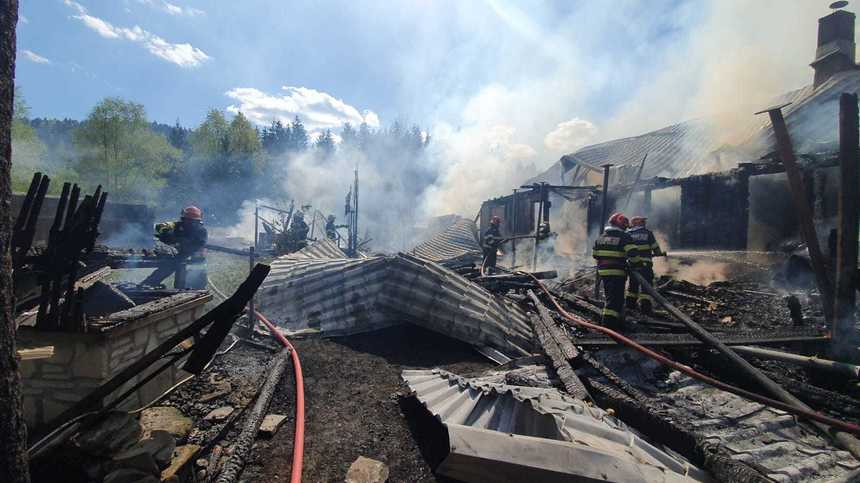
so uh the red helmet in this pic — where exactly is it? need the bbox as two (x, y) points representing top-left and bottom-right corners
(608, 212), (628, 229)
(490, 215), (502, 225)
(182, 205), (203, 221)
(630, 216), (647, 227)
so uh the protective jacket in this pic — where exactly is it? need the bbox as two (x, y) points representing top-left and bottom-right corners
(155, 220), (208, 257)
(627, 226), (663, 267)
(592, 226), (637, 277)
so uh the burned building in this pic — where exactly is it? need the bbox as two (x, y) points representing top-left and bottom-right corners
(487, 6), (860, 258)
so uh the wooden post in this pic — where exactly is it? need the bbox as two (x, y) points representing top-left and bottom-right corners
(834, 93), (859, 359)
(247, 246), (256, 331)
(0, 3), (29, 482)
(594, 165), (612, 299)
(758, 104), (834, 321)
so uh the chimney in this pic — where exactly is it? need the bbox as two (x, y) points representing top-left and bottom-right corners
(811, 8), (857, 88)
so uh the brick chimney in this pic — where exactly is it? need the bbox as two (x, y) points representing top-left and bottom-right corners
(811, 9), (857, 88)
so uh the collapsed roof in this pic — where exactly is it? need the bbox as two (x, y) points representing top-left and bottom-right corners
(529, 69), (860, 188)
(257, 236), (533, 359)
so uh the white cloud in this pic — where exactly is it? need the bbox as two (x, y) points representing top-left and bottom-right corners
(137, 0), (205, 17)
(19, 14), (28, 24)
(543, 118), (597, 154)
(22, 49), (51, 64)
(225, 86), (381, 136)
(65, 1), (209, 67)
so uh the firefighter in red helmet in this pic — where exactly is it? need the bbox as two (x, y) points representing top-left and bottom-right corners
(482, 215), (503, 274)
(592, 212), (637, 331)
(626, 216), (664, 314)
(143, 205), (208, 289)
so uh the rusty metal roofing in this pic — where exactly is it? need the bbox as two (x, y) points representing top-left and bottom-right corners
(402, 369), (709, 482)
(529, 70), (860, 187)
(410, 217), (481, 264)
(257, 253), (533, 358)
(657, 377), (860, 482)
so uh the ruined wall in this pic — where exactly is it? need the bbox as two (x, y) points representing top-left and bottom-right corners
(11, 194), (155, 247)
(17, 295), (208, 432)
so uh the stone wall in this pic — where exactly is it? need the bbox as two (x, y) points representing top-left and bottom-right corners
(18, 292), (210, 432)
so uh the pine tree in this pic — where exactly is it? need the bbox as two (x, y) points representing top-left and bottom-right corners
(290, 116), (308, 152)
(340, 122), (357, 147)
(315, 129), (336, 157)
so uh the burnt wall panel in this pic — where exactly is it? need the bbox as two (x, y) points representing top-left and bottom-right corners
(679, 173), (749, 250)
(12, 194), (155, 247)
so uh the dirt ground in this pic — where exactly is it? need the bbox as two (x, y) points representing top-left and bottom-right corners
(228, 324), (491, 482)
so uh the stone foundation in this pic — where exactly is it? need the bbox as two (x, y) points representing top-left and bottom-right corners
(18, 291), (211, 432)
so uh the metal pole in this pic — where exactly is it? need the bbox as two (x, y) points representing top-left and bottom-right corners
(354, 169), (359, 255)
(757, 104), (834, 322)
(594, 165), (613, 299)
(511, 189), (518, 269)
(732, 345), (860, 379)
(632, 271), (860, 459)
(834, 93), (859, 359)
(532, 184), (544, 271)
(253, 201), (259, 249)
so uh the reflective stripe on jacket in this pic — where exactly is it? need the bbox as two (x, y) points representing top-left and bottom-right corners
(592, 226), (636, 277)
(626, 226), (662, 266)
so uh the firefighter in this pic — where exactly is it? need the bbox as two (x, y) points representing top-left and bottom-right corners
(325, 214), (347, 241)
(482, 216), (503, 274)
(625, 216), (665, 315)
(144, 205), (208, 288)
(284, 211), (309, 252)
(592, 212), (637, 331)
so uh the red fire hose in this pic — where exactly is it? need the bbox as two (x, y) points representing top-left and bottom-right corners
(529, 278), (860, 436)
(254, 310), (305, 483)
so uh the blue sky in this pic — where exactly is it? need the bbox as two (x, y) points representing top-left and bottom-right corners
(16, 0), (699, 129)
(16, 1), (831, 188)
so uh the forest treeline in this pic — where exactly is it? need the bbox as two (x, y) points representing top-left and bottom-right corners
(12, 91), (430, 225)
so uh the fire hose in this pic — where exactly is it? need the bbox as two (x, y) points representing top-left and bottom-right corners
(207, 278), (305, 482)
(526, 275), (860, 437)
(255, 310), (305, 483)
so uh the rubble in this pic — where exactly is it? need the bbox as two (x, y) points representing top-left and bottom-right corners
(204, 406), (235, 422)
(345, 456), (390, 483)
(258, 414), (287, 437)
(139, 407), (193, 440)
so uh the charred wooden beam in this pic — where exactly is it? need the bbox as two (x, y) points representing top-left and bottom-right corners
(527, 290), (590, 400)
(633, 270), (860, 459)
(586, 380), (772, 483)
(833, 92), (859, 358)
(215, 347), (290, 483)
(757, 104), (834, 321)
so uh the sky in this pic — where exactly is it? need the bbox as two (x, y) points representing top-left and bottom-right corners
(14, 0), (841, 214)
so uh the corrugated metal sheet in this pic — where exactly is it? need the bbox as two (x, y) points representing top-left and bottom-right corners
(257, 253), (533, 358)
(402, 369), (709, 481)
(410, 217), (481, 264)
(285, 238), (349, 259)
(656, 378), (860, 483)
(529, 70), (860, 187)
